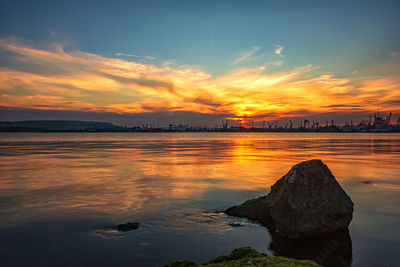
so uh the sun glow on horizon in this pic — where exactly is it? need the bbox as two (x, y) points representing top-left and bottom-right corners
(0, 37), (399, 125)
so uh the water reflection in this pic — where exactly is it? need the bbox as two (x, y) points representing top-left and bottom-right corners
(0, 133), (399, 266)
(270, 229), (352, 267)
(2, 138), (398, 216)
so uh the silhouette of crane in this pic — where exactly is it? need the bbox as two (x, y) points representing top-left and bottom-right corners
(387, 112), (392, 126)
(304, 119), (310, 128)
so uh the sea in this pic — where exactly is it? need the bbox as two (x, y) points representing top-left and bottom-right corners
(0, 132), (399, 267)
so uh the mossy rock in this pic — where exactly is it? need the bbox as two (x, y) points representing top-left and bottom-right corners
(225, 196), (272, 227)
(164, 260), (197, 267)
(164, 247), (321, 267)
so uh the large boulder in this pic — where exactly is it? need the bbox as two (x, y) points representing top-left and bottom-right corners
(226, 159), (354, 239)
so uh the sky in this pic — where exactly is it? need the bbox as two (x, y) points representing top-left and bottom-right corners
(0, 0), (399, 126)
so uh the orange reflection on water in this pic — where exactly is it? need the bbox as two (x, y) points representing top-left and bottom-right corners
(0, 133), (399, 227)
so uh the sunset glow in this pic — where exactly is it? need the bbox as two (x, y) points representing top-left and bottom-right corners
(1, 2), (400, 266)
(1, 1), (399, 126)
(1, 37), (399, 125)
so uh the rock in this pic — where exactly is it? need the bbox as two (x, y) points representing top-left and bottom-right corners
(115, 222), (140, 231)
(164, 260), (197, 267)
(164, 247), (321, 267)
(228, 222), (244, 227)
(226, 159), (354, 239)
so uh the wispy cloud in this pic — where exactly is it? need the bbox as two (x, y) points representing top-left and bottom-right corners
(231, 46), (260, 65)
(274, 45), (284, 56)
(391, 51), (400, 57)
(271, 60), (284, 66)
(0, 37), (399, 123)
(116, 52), (157, 60)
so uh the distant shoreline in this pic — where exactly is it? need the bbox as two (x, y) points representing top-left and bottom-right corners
(1, 129), (399, 133)
(1, 120), (399, 133)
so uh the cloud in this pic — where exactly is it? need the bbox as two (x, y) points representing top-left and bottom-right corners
(274, 45), (284, 56)
(0, 37), (399, 125)
(116, 52), (157, 60)
(231, 46), (260, 65)
(391, 51), (400, 57)
(271, 60), (284, 66)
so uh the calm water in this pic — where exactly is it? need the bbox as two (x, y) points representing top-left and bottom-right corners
(0, 132), (399, 267)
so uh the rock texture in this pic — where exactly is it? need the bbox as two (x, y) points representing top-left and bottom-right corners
(164, 247), (321, 267)
(226, 159), (354, 239)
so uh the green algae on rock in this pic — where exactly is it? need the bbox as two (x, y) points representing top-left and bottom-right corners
(164, 247), (321, 267)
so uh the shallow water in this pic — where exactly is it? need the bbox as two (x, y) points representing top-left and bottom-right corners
(0, 132), (399, 266)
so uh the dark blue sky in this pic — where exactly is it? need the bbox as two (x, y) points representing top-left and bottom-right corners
(1, 0), (399, 74)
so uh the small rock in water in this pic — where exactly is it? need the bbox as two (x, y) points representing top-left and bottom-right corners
(228, 222), (244, 227)
(226, 159), (354, 239)
(115, 222), (140, 231)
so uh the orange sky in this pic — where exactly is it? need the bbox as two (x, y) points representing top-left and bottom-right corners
(0, 37), (399, 125)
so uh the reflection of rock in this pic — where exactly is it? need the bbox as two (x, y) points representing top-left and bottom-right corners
(226, 159), (354, 239)
(115, 222), (140, 231)
(93, 229), (124, 239)
(270, 229), (352, 267)
(164, 247), (321, 267)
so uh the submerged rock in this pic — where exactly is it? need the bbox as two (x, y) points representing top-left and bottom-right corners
(226, 159), (354, 239)
(164, 247), (321, 267)
(115, 222), (140, 231)
(228, 222), (245, 227)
